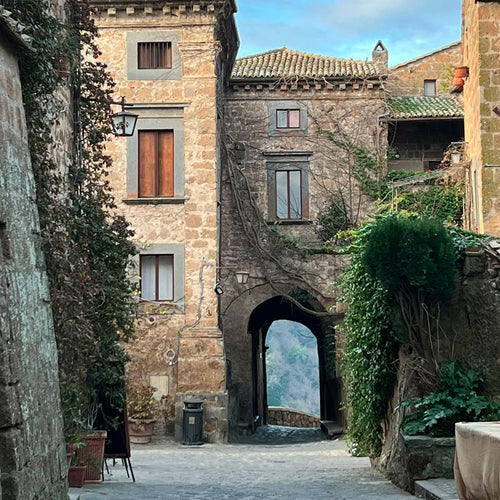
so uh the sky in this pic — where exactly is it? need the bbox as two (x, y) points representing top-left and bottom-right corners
(234, 0), (462, 67)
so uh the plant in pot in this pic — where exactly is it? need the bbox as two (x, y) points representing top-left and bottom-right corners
(127, 382), (160, 444)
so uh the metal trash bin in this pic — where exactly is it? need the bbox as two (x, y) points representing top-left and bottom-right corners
(182, 399), (203, 445)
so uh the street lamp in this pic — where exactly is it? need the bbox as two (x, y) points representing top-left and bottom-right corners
(235, 271), (250, 285)
(111, 96), (138, 137)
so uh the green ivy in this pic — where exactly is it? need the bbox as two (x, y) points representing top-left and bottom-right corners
(339, 222), (398, 457)
(8, 0), (137, 438)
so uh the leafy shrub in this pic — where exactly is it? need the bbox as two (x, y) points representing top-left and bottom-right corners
(340, 222), (398, 457)
(361, 215), (456, 301)
(397, 361), (500, 437)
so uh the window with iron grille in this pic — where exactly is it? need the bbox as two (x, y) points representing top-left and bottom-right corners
(138, 42), (172, 69)
(140, 254), (174, 301)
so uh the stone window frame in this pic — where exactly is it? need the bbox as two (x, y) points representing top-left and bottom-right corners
(265, 152), (312, 222)
(268, 101), (308, 136)
(127, 31), (182, 81)
(134, 243), (185, 310)
(126, 112), (185, 203)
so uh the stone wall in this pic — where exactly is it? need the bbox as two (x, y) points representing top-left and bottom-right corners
(388, 42), (462, 96)
(462, 0), (500, 236)
(91, 0), (238, 442)
(221, 83), (385, 435)
(0, 28), (67, 500)
(268, 407), (320, 428)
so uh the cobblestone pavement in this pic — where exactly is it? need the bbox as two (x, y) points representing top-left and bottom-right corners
(73, 427), (413, 500)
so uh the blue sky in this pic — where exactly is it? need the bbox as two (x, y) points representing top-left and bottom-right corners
(234, 0), (462, 67)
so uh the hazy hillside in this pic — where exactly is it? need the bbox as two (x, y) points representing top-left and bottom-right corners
(266, 320), (320, 416)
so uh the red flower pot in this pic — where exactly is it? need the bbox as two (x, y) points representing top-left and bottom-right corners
(68, 466), (87, 488)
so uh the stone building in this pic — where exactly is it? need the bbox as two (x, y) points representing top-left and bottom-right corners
(221, 45), (387, 434)
(91, 0), (497, 442)
(385, 42), (464, 173)
(0, 7), (68, 499)
(462, 0), (500, 235)
(90, 0), (238, 442)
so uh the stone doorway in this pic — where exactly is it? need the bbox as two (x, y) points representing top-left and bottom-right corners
(247, 295), (341, 430)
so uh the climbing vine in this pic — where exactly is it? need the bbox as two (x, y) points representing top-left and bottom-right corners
(6, 0), (136, 437)
(339, 214), (486, 457)
(339, 223), (398, 457)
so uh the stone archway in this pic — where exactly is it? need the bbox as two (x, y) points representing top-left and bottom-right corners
(247, 295), (340, 429)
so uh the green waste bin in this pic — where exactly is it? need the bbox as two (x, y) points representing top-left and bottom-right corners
(182, 399), (203, 445)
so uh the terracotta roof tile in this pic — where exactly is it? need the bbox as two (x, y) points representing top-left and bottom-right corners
(387, 96), (464, 119)
(231, 47), (382, 80)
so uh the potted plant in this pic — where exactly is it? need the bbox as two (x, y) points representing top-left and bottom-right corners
(127, 382), (160, 443)
(67, 451), (87, 488)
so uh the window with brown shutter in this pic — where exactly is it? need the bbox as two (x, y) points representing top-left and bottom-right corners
(137, 42), (172, 69)
(138, 130), (174, 197)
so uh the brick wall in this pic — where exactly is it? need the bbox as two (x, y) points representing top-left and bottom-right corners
(0, 34), (67, 499)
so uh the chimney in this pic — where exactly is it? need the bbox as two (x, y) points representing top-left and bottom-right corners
(372, 40), (388, 69)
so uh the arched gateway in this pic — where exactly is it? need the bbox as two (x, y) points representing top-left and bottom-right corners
(223, 289), (343, 439)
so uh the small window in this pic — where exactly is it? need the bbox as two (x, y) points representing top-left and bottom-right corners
(138, 130), (174, 197)
(140, 255), (174, 301)
(138, 42), (172, 69)
(276, 109), (301, 129)
(275, 169), (302, 219)
(424, 80), (436, 96)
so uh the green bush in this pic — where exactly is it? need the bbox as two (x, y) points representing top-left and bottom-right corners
(397, 361), (500, 437)
(361, 215), (456, 301)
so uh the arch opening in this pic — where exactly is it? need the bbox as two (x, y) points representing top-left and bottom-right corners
(266, 320), (320, 422)
(247, 294), (341, 431)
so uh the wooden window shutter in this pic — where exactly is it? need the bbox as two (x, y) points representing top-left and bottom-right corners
(158, 131), (174, 196)
(139, 131), (157, 197)
(138, 130), (174, 197)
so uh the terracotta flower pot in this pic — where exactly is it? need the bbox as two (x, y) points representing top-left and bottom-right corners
(454, 66), (468, 86)
(76, 431), (107, 483)
(68, 466), (87, 488)
(128, 418), (156, 444)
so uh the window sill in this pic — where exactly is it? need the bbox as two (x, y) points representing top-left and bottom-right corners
(123, 197), (187, 205)
(267, 219), (312, 225)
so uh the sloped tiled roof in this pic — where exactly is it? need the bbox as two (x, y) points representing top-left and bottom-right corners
(231, 47), (382, 80)
(387, 96), (464, 120)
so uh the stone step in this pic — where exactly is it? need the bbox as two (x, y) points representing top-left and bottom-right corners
(319, 420), (343, 438)
(414, 479), (458, 500)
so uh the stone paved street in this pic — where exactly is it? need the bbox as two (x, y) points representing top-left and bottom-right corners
(72, 428), (414, 500)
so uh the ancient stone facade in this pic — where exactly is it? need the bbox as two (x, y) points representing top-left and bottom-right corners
(91, 0), (238, 442)
(388, 42), (462, 97)
(220, 46), (387, 436)
(0, 12), (68, 500)
(462, 0), (500, 236)
(385, 42), (464, 173)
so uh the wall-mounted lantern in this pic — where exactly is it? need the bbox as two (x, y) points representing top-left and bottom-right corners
(235, 271), (250, 285)
(111, 96), (138, 137)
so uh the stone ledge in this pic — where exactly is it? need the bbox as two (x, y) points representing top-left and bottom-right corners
(415, 479), (458, 500)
